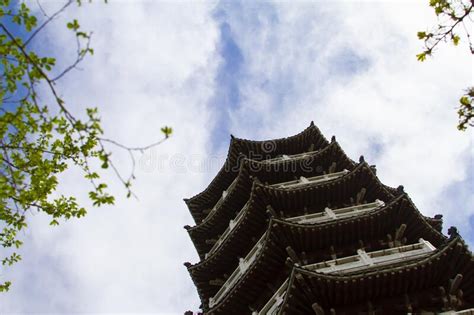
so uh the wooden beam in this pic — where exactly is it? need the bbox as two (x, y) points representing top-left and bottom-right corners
(205, 239), (217, 245)
(312, 303), (325, 315)
(356, 188), (366, 205)
(266, 205), (277, 218)
(449, 274), (463, 295)
(209, 279), (225, 286)
(286, 246), (301, 264)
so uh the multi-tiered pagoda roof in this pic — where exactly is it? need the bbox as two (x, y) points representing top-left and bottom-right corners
(183, 123), (473, 315)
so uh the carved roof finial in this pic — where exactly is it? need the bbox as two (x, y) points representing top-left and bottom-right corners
(359, 155), (365, 163)
(448, 226), (459, 238)
(397, 185), (404, 193)
(331, 135), (336, 143)
(266, 205), (277, 218)
(253, 176), (262, 185)
(370, 164), (377, 175)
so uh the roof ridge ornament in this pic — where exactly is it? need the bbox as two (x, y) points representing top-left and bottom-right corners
(448, 226), (459, 239)
(370, 164), (377, 175)
(266, 205), (277, 218)
(397, 185), (404, 193)
(359, 155), (365, 163)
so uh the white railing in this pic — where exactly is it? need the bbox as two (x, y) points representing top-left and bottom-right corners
(205, 169), (352, 258)
(257, 239), (436, 314)
(205, 201), (250, 259)
(271, 169), (349, 189)
(204, 177), (239, 221)
(208, 233), (267, 308)
(262, 150), (319, 164)
(306, 238), (435, 274)
(255, 279), (289, 315)
(287, 199), (385, 225)
(440, 309), (474, 315)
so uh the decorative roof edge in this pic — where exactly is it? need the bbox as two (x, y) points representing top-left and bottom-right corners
(184, 123), (329, 222)
(187, 140), (353, 235)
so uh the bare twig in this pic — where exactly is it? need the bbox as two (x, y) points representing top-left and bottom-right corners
(2, 88), (31, 104)
(99, 137), (169, 152)
(24, 0), (74, 48)
(51, 33), (92, 82)
(425, 4), (473, 54)
(35, 0), (50, 18)
(461, 20), (474, 53)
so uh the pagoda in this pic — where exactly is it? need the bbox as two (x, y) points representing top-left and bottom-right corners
(183, 122), (474, 314)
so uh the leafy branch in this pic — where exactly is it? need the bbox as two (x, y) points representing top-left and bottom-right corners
(417, 0), (474, 130)
(0, 0), (171, 292)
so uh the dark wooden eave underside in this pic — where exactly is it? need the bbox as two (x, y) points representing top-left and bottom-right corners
(194, 194), (447, 311)
(188, 162), (395, 270)
(187, 141), (357, 258)
(184, 122), (329, 224)
(208, 236), (472, 314)
(278, 236), (474, 314)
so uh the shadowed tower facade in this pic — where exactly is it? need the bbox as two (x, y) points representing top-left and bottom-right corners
(183, 123), (474, 315)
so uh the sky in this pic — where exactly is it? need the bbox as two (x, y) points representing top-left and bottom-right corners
(0, 0), (473, 314)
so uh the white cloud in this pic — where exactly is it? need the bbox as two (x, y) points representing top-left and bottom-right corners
(1, 1), (473, 313)
(217, 1), (473, 235)
(0, 1), (219, 313)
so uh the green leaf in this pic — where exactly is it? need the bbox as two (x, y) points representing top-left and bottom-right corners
(76, 31), (88, 38)
(452, 35), (460, 46)
(66, 19), (80, 31)
(161, 126), (173, 138)
(416, 52), (427, 62)
(0, 281), (11, 292)
(460, 96), (471, 106)
(417, 31), (426, 39)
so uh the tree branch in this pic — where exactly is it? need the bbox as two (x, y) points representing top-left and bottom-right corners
(24, 0), (74, 48)
(0, 23), (77, 124)
(51, 33), (92, 82)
